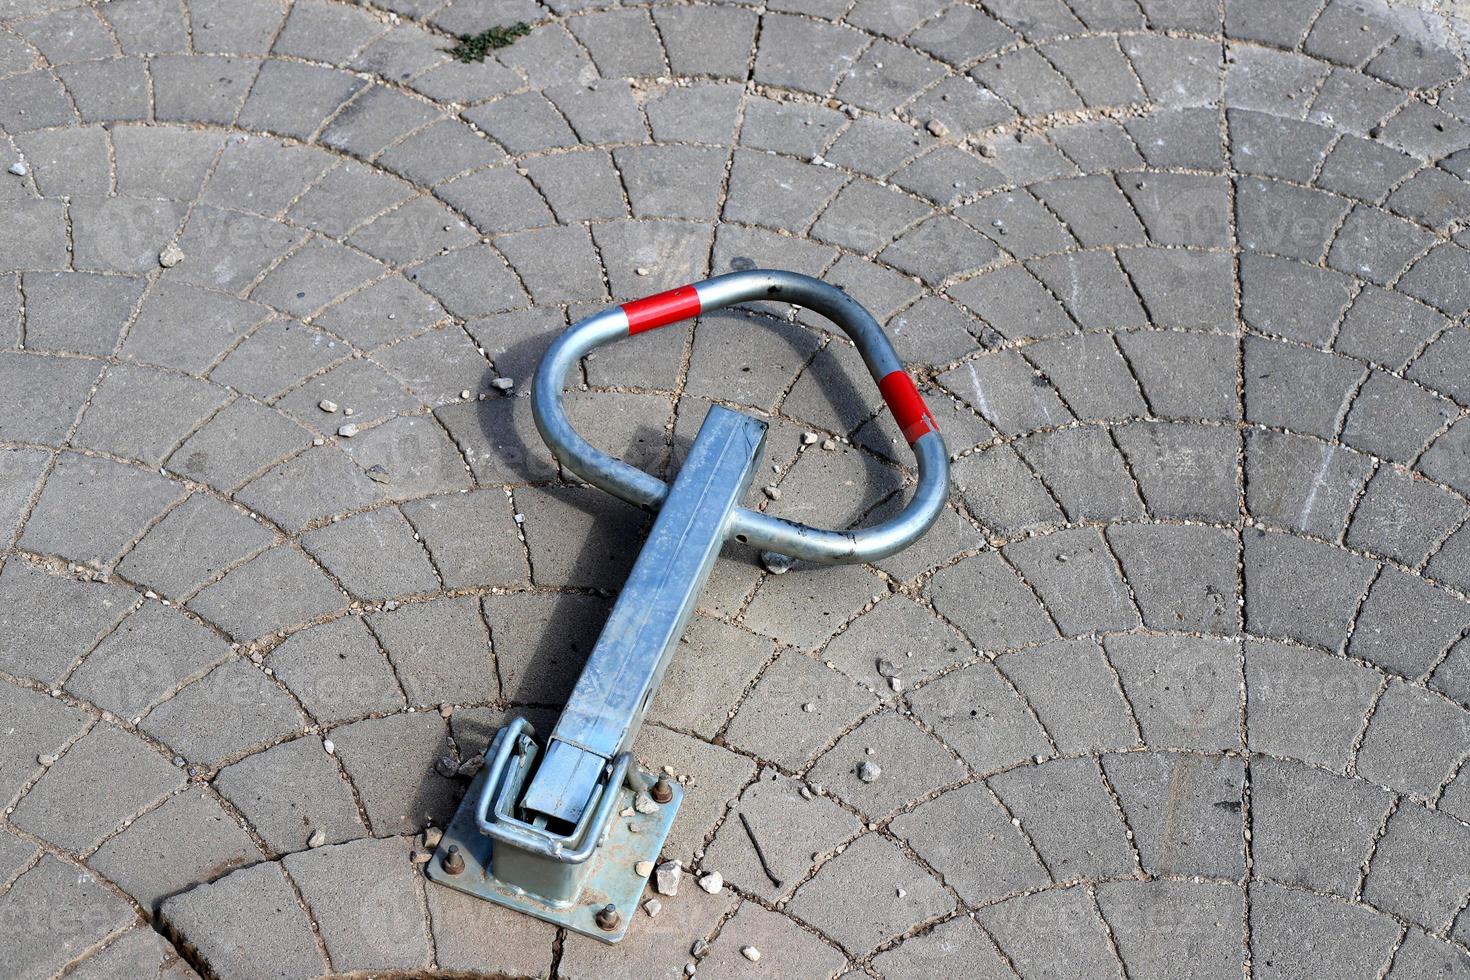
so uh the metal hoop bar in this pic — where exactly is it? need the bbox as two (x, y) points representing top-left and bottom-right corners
(531, 269), (950, 564)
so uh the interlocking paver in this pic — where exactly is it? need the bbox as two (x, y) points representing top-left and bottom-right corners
(6, 1), (1470, 973)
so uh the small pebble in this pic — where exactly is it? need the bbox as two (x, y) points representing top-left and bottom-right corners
(491, 377), (515, 391)
(343, 407), (354, 416)
(801, 431), (818, 445)
(690, 939), (709, 958)
(762, 485), (781, 500)
(158, 243), (185, 268)
(821, 438), (837, 450)
(926, 119), (949, 138)
(896, 887), (907, 898)
(643, 898), (662, 917)
(683, 965), (695, 977)
(635, 860), (655, 877)
(337, 423), (359, 438)
(434, 756), (458, 777)
(424, 827), (443, 848)
(308, 829), (326, 848)
(460, 389), (471, 400)
(635, 795), (659, 814)
(698, 871), (723, 894)
(741, 946), (761, 963)
(655, 860), (681, 896)
(37, 753), (56, 766)
(636, 266), (650, 276)
(319, 399), (339, 414)
(857, 760), (882, 783)
(978, 142), (996, 158)
(760, 550), (794, 574)
(323, 739), (335, 755)
(802, 702), (815, 713)
(876, 658), (900, 678)
(889, 677), (903, 693)
(799, 785), (814, 799)
(457, 755), (484, 776)
(410, 849), (432, 864)
(7, 162), (26, 176)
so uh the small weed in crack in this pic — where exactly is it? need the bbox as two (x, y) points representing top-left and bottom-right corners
(450, 23), (531, 63)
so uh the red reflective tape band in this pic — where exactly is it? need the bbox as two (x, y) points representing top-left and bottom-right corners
(622, 284), (702, 335)
(878, 369), (938, 445)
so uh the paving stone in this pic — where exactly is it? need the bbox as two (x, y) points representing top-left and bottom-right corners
(1250, 881), (1400, 980)
(810, 711), (965, 820)
(958, 189), (1078, 260)
(21, 453), (185, 568)
(21, 270), (146, 356)
(1244, 529), (1378, 649)
(66, 599), (234, 721)
(1230, 109), (1337, 183)
(301, 507), (439, 601)
(1388, 929), (1470, 978)
(400, 491), (526, 590)
(330, 710), (457, 836)
(0, 70), (75, 133)
(1103, 752), (1246, 878)
(65, 925), (200, 980)
(482, 590), (608, 706)
(1244, 429), (1374, 538)
(1387, 168), (1470, 231)
(3, 855), (136, 979)
(1399, 243), (1470, 318)
(1357, 681), (1470, 797)
(704, 768), (863, 903)
(101, 0), (189, 53)
(997, 638), (1137, 753)
(724, 649), (876, 770)
(201, 139), (337, 218)
(1344, 371), (1458, 464)
(1336, 285), (1449, 369)
(653, 4), (756, 78)
(979, 887), (1121, 980)
(928, 548), (1058, 651)
(267, 616), (402, 724)
(213, 734), (365, 855)
(1014, 427), (1145, 525)
(0, 447), (47, 547)
(1104, 635), (1241, 751)
(1113, 423), (1240, 525)
(945, 350), (1069, 435)
(1030, 250), (1147, 330)
(697, 902), (848, 980)
(426, 880), (558, 977)
(1098, 880), (1244, 980)
(1346, 466), (1467, 566)
(369, 597), (495, 708)
(1433, 634), (1470, 704)
(1237, 176), (1352, 263)
(1245, 639), (1381, 771)
(1329, 205), (1437, 286)
(648, 615), (770, 739)
(1250, 756), (1392, 897)
(188, 545), (347, 642)
(1422, 420), (1470, 499)
(91, 789), (260, 912)
(273, 0), (385, 63)
(1350, 567), (1470, 678)
(820, 594), (970, 695)
(284, 836), (431, 972)
(1362, 803), (1470, 931)
(0, 561), (136, 685)
(174, 209), (309, 295)
(73, 364), (228, 466)
(12, 721), (183, 851)
(0, 199), (65, 273)
(1005, 528), (1139, 635)
(141, 659), (304, 765)
(150, 54), (260, 125)
(14, 127), (108, 198)
(159, 861), (325, 980)
(909, 659), (1050, 774)
(237, 61), (366, 141)
(0, 681), (90, 809)
(872, 915), (1012, 978)
(993, 757), (1136, 880)
(787, 832), (951, 955)
(406, 244), (528, 318)
(166, 399), (312, 493)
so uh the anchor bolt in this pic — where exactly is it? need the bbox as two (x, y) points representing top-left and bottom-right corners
(442, 845), (465, 875)
(650, 775), (674, 804)
(595, 903), (621, 931)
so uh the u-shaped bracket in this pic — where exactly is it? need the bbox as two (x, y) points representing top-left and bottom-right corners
(531, 269), (950, 564)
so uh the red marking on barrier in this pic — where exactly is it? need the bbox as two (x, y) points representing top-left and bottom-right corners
(622, 285), (701, 335)
(878, 370), (937, 445)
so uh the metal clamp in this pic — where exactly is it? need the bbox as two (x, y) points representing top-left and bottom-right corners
(532, 269), (950, 564)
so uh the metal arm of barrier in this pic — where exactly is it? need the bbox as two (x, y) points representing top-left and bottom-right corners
(531, 269), (950, 563)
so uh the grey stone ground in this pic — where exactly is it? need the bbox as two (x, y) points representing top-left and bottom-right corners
(2, 0), (1470, 976)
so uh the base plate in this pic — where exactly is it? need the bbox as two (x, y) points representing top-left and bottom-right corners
(424, 769), (683, 943)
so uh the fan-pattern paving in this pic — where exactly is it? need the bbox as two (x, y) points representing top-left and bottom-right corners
(1, 0), (1470, 977)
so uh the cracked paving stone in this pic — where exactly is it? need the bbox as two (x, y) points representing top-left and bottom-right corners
(891, 781), (1047, 904)
(187, 545), (347, 643)
(909, 660), (1051, 774)
(0, 560), (134, 683)
(0, 681), (90, 804)
(991, 757), (1136, 880)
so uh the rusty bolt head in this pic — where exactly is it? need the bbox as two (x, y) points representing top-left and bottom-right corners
(595, 903), (620, 932)
(443, 845), (465, 876)
(650, 775), (674, 804)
